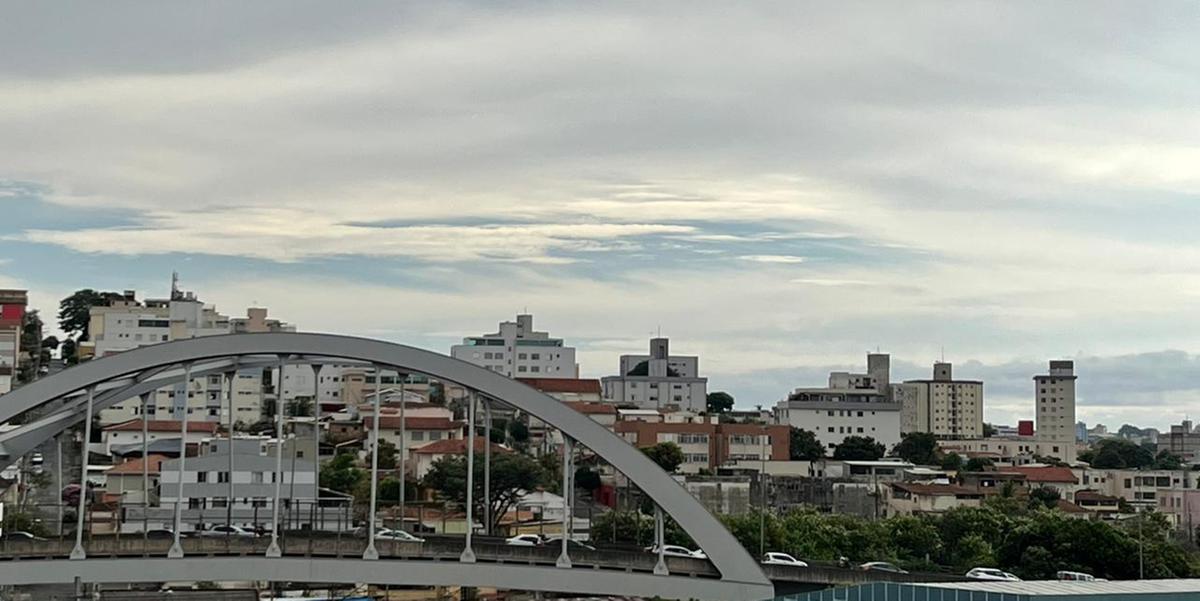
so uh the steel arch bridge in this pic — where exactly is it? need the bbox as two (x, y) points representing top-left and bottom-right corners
(0, 333), (775, 601)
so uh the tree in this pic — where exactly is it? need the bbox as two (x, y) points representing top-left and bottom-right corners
(376, 439), (398, 470)
(1154, 450), (1185, 470)
(940, 452), (964, 471)
(575, 466), (602, 495)
(706, 391), (734, 415)
(891, 432), (940, 465)
(964, 457), (994, 472)
(17, 309), (43, 383)
(832, 436), (885, 461)
(507, 420), (530, 443)
(41, 336), (59, 351)
(60, 339), (77, 366)
(423, 452), (546, 532)
(1086, 438), (1155, 469)
(320, 453), (365, 496)
(1117, 424), (1144, 439)
(286, 397), (313, 418)
(642, 442), (684, 473)
(57, 289), (122, 341)
(789, 428), (825, 460)
(428, 381), (446, 405)
(1027, 486), (1061, 510)
(591, 509), (656, 546)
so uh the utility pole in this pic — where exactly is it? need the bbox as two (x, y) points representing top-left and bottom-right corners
(759, 426), (767, 557)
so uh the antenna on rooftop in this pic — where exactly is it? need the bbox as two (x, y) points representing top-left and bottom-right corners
(940, 345), (945, 362)
(170, 271), (182, 301)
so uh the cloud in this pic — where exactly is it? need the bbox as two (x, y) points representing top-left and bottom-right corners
(739, 255), (807, 264)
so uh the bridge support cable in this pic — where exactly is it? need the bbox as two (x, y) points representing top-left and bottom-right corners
(483, 397), (491, 536)
(224, 366), (237, 547)
(69, 385), (96, 560)
(460, 391), (477, 563)
(168, 361), (194, 559)
(140, 391), (152, 548)
(309, 363), (322, 523)
(654, 507), (667, 576)
(398, 373), (406, 531)
(55, 434), (63, 537)
(363, 364), (383, 561)
(266, 356), (286, 558)
(556, 437), (572, 568)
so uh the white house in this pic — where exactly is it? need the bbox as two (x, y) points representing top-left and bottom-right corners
(101, 419), (219, 455)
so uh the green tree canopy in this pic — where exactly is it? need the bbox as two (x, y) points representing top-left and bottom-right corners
(423, 452), (547, 532)
(1027, 486), (1061, 510)
(57, 289), (122, 341)
(574, 466), (602, 494)
(376, 438), (398, 470)
(832, 436), (885, 461)
(982, 423), (998, 437)
(940, 452), (964, 471)
(706, 391), (735, 414)
(789, 428), (825, 460)
(1085, 438), (1156, 469)
(964, 457), (995, 472)
(320, 452), (365, 496)
(642, 442), (685, 473)
(891, 432), (940, 465)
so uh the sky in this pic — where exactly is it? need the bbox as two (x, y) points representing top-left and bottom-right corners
(2, 2), (1200, 430)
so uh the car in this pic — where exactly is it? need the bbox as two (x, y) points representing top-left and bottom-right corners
(374, 528), (425, 543)
(199, 525), (257, 538)
(762, 552), (808, 567)
(505, 534), (545, 547)
(543, 537), (596, 551)
(30, 453), (44, 466)
(1056, 570), (1095, 582)
(1, 531), (45, 541)
(1004, 572), (1021, 581)
(860, 561), (908, 574)
(967, 567), (1020, 581)
(645, 544), (706, 559)
(144, 529), (177, 539)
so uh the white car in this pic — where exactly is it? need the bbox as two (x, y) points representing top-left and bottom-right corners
(966, 567), (1021, 581)
(505, 534), (544, 547)
(543, 537), (596, 551)
(762, 552), (808, 567)
(374, 528), (425, 543)
(645, 544), (706, 559)
(200, 525), (256, 538)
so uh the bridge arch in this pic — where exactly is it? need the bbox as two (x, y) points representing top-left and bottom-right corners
(0, 333), (773, 600)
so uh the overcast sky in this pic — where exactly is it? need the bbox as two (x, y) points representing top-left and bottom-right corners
(3, 2), (1199, 430)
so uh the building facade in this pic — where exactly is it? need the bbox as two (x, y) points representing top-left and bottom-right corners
(1035, 360), (1078, 463)
(450, 314), (578, 379)
(0, 289), (27, 395)
(614, 420), (789, 474)
(899, 362), (984, 438)
(773, 354), (903, 452)
(601, 337), (708, 412)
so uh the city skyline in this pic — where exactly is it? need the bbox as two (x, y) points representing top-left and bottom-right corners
(4, 3), (1200, 430)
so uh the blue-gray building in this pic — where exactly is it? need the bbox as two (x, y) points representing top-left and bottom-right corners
(781, 580), (1200, 601)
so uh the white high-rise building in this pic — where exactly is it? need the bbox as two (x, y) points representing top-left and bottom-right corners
(451, 314), (578, 379)
(1035, 360), (1077, 462)
(773, 353), (902, 453)
(899, 362), (984, 438)
(601, 337), (708, 413)
(87, 282), (293, 426)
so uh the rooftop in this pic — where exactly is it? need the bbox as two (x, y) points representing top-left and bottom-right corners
(412, 437), (510, 455)
(1010, 465), (1078, 484)
(103, 419), (220, 434)
(565, 401), (618, 415)
(107, 454), (168, 475)
(363, 416), (464, 431)
(517, 378), (602, 394)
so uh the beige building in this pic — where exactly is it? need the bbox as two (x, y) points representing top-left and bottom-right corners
(1035, 360), (1078, 462)
(885, 482), (984, 516)
(899, 362), (984, 438)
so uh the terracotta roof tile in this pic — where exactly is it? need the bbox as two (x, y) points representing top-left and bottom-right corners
(103, 419), (219, 434)
(1010, 466), (1078, 484)
(412, 437), (509, 455)
(517, 378), (602, 394)
(107, 454), (168, 475)
(565, 401), (618, 415)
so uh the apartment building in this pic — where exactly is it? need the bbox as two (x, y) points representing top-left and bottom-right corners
(0, 289), (27, 394)
(614, 420), (789, 474)
(898, 362), (984, 438)
(85, 285), (292, 426)
(1159, 420), (1200, 462)
(601, 337), (708, 413)
(363, 415), (464, 458)
(451, 314), (579, 379)
(773, 354), (902, 452)
(1035, 360), (1078, 462)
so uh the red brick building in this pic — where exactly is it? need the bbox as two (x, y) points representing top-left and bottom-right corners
(614, 421), (789, 473)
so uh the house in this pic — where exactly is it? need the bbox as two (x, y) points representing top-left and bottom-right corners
(1008, 465), (1081, 500)
(614, 420), (789, 474)
(105, 454), (168, 505)
(101, 419), (219, 455)
(1075, 490), (1121, 514)
(885, 482), (984, 516)
(364, 416), (465, 465)
(411, 437), (511, 479)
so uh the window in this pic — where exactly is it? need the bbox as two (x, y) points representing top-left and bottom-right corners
(518, 353), (527, 360)
(430, 431), (444, 441)
(531, 366), (540, 373)
(678, 434), (709, 444)
(252, 497), (268, 508)
(531, 353), (540, 360)
(518, 366), (528, 373)
(252, 472), (264, 484)
(188, 499), (203, 509)
(412, 431), (426, 441)
(684, 453), (708, 464)
(827, 427), (835, 433)
(218, 472), (230, 483)
(212, 498), (228, 508)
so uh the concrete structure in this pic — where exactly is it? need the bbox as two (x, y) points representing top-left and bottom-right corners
(788, 579), (1200, 600)
(364, 415), (464, 465)
(0, 332), (774, 601)
(899, 362), (984, 438)
(451, 314), (578, 379)
(601, 337), (708, 412)
(1159, 420), (1200, 462)
(101, 419), (219, 455)
(0, 289), (27, 395)
(83, 286), (291, 425)
(885, 482), (984, 516)
(410, 437), (510, 478)
(105, 454), (167, 505)
(682, 476), (752, 515)
(615, 420), (789, 474)
(1035, 360), (1078, 462)
(773, 354), (903, 453)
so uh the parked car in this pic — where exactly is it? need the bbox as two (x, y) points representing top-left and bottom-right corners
(30, 453), (44, 466)
(374, 528), (425, 543)
(967, 567), (1020, 581)
(199, 525), (257, 538)
(1057, 571), (1095, 582)
(505, 534), (545, 547)
(645, 544), (706, 559)
(860, 561), (908, 574)
(1, 531), (45, 541)
(144, 529), (176, 539)
(762, 552), (808, 567)
(543, 537), (596, 551)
